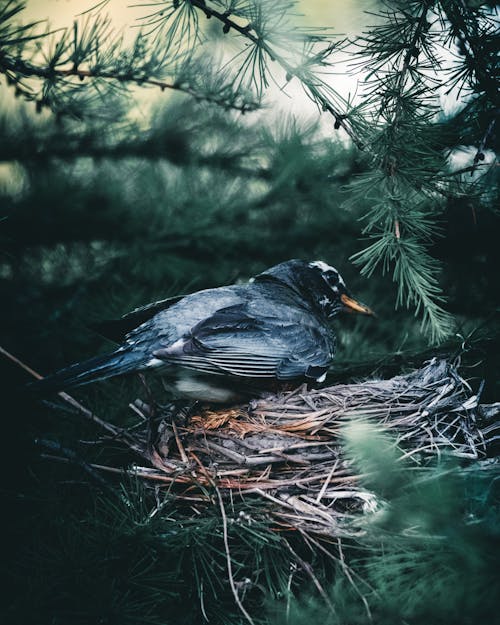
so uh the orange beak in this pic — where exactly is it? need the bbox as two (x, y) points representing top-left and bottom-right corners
(340, 293), (375, 316)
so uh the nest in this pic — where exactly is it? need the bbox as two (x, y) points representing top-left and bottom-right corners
(42, 357), (497, 538)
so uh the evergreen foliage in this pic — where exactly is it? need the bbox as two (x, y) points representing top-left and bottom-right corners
(0, 0), (497, 339)
(1, 1), (499, 624)
(347, 0), (499, 341)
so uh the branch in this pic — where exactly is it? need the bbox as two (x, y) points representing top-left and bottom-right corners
(215, 487), (256, 625)
(440, 0), (498, 99)
(392, 1), (433, 124)
(35, 437), (121, 499)
(187, 0), (365, 148)
(0, 53), (258, 113)
(470, 118), (496, 176)
(349, 2), (455, 341)
(438, 1), (499, 170)
(0, 125), (270, 179)
(0, 345), (144, 454)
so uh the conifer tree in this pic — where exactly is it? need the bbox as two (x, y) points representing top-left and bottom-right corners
(1, 0), (497, 343)
(1, 4), (499, 623)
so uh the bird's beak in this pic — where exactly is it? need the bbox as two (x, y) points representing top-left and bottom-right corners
(340, 293), (375, 316)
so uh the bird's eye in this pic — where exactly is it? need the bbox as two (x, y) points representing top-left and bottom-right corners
(324, 271), (339, 285)
(322, 269), (346, 292)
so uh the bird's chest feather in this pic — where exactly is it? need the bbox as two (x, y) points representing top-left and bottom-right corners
(162, 370), (248, 403)
(160, 370), (296, 404)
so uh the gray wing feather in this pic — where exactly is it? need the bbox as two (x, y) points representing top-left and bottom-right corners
(154, 304), (334, 380)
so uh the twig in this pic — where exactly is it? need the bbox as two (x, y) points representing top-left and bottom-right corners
(35, 437), (121, 500)
(188, 0), (364, 148)
(215, 486), (255, 625)
(283, 538), (337, 618)
(0, 344), (44, 380)
(471, 119), (496, 176)
(337, 537), (372, 621)
(0, 345), (143, 453)
(0, 54), (257, 113)
(172, 421), (189, 465)
(315, 460), (338, 504)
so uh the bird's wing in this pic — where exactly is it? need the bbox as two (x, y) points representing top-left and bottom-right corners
(153, 304), (334, 380)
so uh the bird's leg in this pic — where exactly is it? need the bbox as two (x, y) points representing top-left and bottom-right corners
(152, 399), (199, 460)
(165, 399), (200, 426)
(138, 373), (159, 455)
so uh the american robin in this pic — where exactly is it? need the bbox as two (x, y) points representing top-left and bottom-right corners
(30, 259), (373, 401)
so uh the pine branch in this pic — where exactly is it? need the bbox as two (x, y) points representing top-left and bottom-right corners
(390, 1), (433, 123)
(347, 1), (456, 342)
(172, 0), (365, 148)
(438, 1), (499, 171)
(0, 52), (257, 113)
(439, 0), (499, 99)
(0, 4), (260, 116)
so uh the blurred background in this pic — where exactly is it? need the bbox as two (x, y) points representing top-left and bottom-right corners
(1, 0), (498, 380)
(0, 1), (499, 624)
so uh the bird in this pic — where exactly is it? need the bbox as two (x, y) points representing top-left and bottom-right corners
(30, 259), (374, 402)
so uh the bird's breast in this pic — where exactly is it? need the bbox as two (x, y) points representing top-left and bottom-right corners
(163, 370), (244, 403)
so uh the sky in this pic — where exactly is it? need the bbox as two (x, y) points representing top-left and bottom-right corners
(24, 0), (380, 33)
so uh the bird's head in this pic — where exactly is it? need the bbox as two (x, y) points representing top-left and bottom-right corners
(256, 259), (374, 318)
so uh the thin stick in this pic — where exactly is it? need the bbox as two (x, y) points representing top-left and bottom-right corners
(315, 460), (338, 504)
(337, 537), (372, 621)
(0, 345), (44, 380)
(172, 421), (189, 465)
(283, 539), (337, 619)
(215, 486), (255, 625)
(0, 345), (143, 453)
(35, 437), (121, 500)
(1, 56), (256, 113)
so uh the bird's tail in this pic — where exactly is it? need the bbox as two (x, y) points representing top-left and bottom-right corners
(28, 349), (146, 394)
